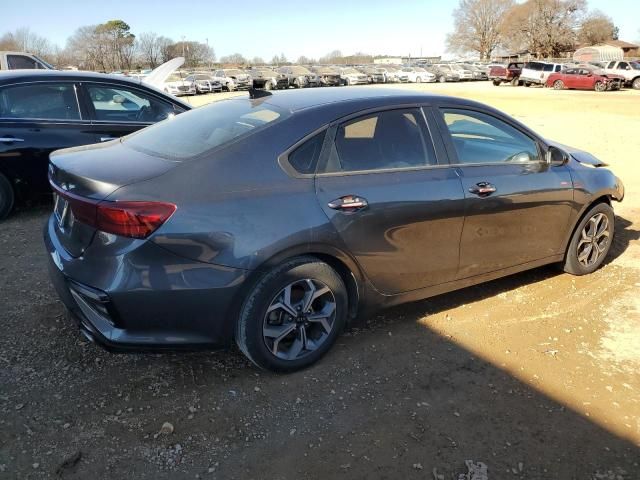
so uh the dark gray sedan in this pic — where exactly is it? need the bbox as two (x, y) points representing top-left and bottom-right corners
(44, 88), (624, 372)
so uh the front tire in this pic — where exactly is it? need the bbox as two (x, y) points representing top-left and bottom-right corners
(236, 257), (348, 372)
(0, 172), (15, 220)
(594, 81), (606, 92)
(563, 203), (614, 275)
(553, 80), (564, 90)
(492, 79), (501, 86)
(632, 77), (640, 90)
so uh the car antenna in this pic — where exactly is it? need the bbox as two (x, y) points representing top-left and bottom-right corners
(249, 88), (272, 99)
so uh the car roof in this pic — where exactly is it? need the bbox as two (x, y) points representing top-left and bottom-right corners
(258, 87), (477, 113)
(0, 69), (191, 108)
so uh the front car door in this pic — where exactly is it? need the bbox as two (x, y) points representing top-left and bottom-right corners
(79, 82), (185, 142)
(0, 81), (93, 196)
(314, 106), (466, 295)
(433, 106), (573, 279)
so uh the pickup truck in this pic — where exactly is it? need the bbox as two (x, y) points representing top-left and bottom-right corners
(0, 51), (53, 70)
(489, 62), (524, 86)
(600, 60), (640, 89)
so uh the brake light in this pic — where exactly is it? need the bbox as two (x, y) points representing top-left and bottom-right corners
(51, 182), (176, 239)
(96, 202), (176, 239)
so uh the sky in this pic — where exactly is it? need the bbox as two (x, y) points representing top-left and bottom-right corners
(3, 0), (639, 60)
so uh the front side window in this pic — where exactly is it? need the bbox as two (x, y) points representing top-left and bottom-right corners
(442, 109), (539, 165)
(329, 109), (435, 173)
(87, 84), (175, 123)
(0, 83), (80, 120)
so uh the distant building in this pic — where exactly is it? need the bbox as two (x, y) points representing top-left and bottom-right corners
(600, 40), (639, 57)
(374, 56), (441, 65)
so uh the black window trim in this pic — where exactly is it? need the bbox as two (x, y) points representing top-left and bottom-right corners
(0, 80), (85, 123)
(79, 81), (182, 125)
(433, 104), (546, 167)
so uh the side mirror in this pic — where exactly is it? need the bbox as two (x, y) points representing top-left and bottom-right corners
(546, 146), (569, 165)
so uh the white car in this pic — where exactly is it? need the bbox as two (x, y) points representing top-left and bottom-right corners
(601, 60), (640, 89)
(339, 67), (368, 86)
(401, 67), (435, 83)
(163, 73), (196, 96)
(450, 64), (474, 80)
(520, 61), (563, 86)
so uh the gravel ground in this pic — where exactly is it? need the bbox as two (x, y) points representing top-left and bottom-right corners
(1, 82), (639, 479)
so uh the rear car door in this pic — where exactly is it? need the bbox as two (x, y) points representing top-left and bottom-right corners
(79, 82), (185, 142)
(314, 106), (466, 295)
(0, 81), (93, 195)
(434, 106), (573, 279)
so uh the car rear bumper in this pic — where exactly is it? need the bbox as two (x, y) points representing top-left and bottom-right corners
(44, 215), (247, 352)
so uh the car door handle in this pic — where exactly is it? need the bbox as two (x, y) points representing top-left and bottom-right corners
(0, 137), (25, 142)
(327, 195), (368, 212)
(469, 182), (497, 197)
(100, 136), (117, 142)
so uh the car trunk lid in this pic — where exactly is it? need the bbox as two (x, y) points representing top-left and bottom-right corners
(49, 140), (180, 257)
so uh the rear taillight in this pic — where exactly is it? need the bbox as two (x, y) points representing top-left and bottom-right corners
(51, 182), (175, 239)
(95, 201), (176, 239)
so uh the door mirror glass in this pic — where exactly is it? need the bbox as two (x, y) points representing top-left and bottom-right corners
(546, 146), (569, 165)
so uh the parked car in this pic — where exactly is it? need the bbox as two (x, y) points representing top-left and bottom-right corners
(520, 61), (563, 87)
(489, 62), (524, 86)
(0, 51), (54, 70)
(546, 66), (624, 91)
(0, 70), (190, 219)
(338, 67), (368, 86)
(276, 66), (321, 88)
(212, 69), (252, 91)
(463, 64), (489, 81)
(249, 68), (289, 90)
(377, 65), (408, 83)
(163, 73), (196, 96)
(360, 66), (386, 84)
(600, 60), (640, 89)
(309, 66), (342, 86)
(450, 64), (474, 81)
(45, 87), (624, 372)
(401, 67), (435, 83)
(424, 65), (460, 83)
(184, 73), (223, 94)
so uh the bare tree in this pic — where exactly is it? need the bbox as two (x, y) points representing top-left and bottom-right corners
(251, 56), (265, 65)
(0, 27), (54, 57)
(446, 0), (514, 59)
(137, 32), (162, 68)
(578, 10), (616, 45)
(320, 50), (343, 64)
(502, 0), (586, 58)
(219, 52), (247, 65)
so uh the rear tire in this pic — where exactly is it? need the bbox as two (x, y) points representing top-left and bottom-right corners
(563, 203), (614, 276)
(492, 79), (501, 86)
(510, 76), (520, 86)
(0, 172), (15, 220)
(439, 75), (446, 83)
(633, 77), (640, 90)
(594, 81), (606, 92)
(236, 257), (348, 372)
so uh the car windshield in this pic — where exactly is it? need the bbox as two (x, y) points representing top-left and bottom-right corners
(313, 67), (336, 74)
(124, 99), (290, 161)
(195, 74), (211, 80)
(342, 68), (358, 74)
(225, 69), (244, 76)
(631, 62), (640, 70)
(167, 74), (183, 82)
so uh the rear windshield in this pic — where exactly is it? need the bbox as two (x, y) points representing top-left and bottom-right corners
(124, 98), (290, 160)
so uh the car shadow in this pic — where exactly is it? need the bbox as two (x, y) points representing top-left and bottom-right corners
(607, 215), (640, 264)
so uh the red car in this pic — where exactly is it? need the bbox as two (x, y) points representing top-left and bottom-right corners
(545, 66), (624, 91)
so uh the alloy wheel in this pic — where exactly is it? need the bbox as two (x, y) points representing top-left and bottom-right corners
(554, 80), (564, 90)
(576, 213), (610, 268)
(262, 279), (337, 361)
(594, 81), (606, 92)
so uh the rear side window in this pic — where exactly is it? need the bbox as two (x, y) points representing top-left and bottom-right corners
(287, 132), (325, 174)
(328, 108), (436, 173)
(124, 98), (290, 160)
(442, 109), (539, 164)
(7, 55), (40, 69)
(526, 62), (544, 71)
(0, 83), (80, 120)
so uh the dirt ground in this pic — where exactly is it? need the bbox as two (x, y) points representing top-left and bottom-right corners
(1, 82), (639, 479)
